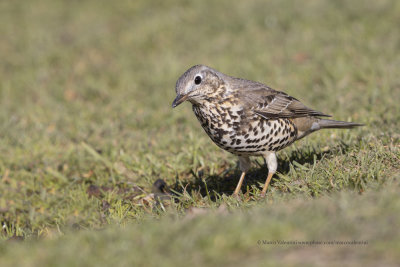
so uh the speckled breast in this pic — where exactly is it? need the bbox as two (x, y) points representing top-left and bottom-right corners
(192, 103), (298, 156)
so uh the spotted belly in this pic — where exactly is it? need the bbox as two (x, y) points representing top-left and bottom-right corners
(192, 105), (298, 156)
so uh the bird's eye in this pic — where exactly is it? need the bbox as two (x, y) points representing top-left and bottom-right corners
(194, 76), (202, 85)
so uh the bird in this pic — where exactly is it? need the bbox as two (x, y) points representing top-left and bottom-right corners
(172, 65), (363, 197)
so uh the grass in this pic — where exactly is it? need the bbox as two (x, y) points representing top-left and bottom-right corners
(0, 0), (399, 265)
(1, 186), (400, 266)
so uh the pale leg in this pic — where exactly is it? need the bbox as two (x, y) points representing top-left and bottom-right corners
(261, 152), (277, 197)
(232, 156), (251, 196)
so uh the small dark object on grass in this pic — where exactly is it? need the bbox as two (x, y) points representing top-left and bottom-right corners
(151, 179), (172, 202)
(152, 178), (171, 194)
(86, 184), (112, 198)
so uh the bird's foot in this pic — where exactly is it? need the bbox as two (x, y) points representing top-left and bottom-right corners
(232, 192), (242, 201)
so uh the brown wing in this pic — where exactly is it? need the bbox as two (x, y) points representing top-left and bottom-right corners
(232, 79), (330, 119)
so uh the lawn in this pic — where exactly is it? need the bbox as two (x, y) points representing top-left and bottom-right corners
(0, 0), (399, 265)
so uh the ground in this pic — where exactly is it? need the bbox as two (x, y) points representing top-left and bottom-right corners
(0, 0), (399, 266)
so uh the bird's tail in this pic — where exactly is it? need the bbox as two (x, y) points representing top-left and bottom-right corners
(317, 119), (364, 129)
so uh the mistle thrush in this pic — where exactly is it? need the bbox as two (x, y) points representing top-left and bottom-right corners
(172, 65), (363, 197)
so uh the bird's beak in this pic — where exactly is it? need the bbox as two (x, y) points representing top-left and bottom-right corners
(172, 94), (189, 108)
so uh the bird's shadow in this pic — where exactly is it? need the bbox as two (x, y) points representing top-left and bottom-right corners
(171, 142), (350, 200)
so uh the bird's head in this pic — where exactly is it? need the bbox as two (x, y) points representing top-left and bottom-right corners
(172, 65), (224, 108)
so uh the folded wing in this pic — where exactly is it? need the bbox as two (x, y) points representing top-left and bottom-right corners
(233, 80), (330, 119)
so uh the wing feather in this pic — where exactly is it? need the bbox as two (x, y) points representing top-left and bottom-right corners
(230, 79), (330, 119)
